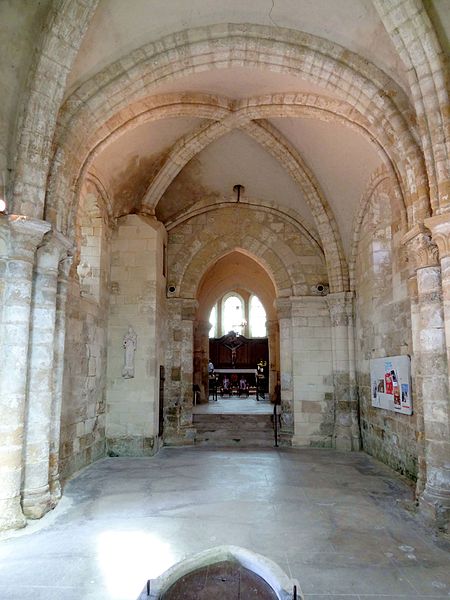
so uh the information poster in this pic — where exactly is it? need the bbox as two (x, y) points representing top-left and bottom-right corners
(370, 355), (412, 415)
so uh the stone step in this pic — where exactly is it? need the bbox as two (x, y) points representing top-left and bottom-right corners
(194, 414), (273, 428)
(193, 414), (275, 447)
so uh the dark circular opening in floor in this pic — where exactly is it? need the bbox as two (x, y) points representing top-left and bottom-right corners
(161, 559), (279, 599)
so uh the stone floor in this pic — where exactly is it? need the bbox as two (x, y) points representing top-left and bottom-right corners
(0, 447), (449, 600)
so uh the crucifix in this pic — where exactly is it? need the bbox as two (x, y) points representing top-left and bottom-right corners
(223, 331), (244, 367)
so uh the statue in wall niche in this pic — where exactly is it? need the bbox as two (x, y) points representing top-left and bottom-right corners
(122, 326), (137, 379)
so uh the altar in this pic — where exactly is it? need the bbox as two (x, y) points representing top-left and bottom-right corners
(214, 368), (258, 377)
(208, 331), (269, 400)
(209, 368), (264, 400)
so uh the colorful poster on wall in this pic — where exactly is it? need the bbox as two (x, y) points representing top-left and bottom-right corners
(370, 355), (412, 415)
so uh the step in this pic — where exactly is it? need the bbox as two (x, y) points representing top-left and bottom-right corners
(194, 414), (273, 429)
(193, 413), (275, 447)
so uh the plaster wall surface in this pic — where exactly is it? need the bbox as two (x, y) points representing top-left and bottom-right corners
(161, 130), (317, 232)
(270, 118), (383, 260)
(106, 214), (167, 456)
(67, 0), (408, 95)
(355, 180), (417, 479)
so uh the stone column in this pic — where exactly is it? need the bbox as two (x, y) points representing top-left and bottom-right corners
(404, 224), (450, 530)
(275, 298), (293, 445)
(267, 319), (279, 401)
(326, 292), (360, 451)
(423, 216), (450, 529)
(164, 298), (197, 445)
(406, 267), (427, 496)
(48, 256), (73, 502)
(22, 232), (72, 518)
(195, 320), (211, 403)
(181, 299), (198, 416)
(0, 215), (51, 531)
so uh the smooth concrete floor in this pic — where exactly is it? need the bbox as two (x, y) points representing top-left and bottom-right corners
(0, 447), (449, 600)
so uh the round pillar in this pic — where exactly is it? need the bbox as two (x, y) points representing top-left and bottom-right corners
(266, 319), (279, 401)
(48, 256), (73, 502)
(405, 223), (450, 530)
(22, 233), (72, 518)
(0, 215), (50, 530)
(275, 298), (293, 445)
(326, 292), (360, 451)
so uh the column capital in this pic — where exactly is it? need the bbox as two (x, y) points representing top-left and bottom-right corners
(275, 297), (292, 320)
(37, 230), (75, 269)
(424, 214), (450, 260)
(0, 214), (51, 259)
(402, 224), (439, 270)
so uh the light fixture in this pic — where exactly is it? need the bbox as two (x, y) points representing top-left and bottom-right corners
(0, 198), (7, 214)
(233, 184), (244, 202)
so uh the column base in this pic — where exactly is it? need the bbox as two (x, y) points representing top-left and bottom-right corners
(49, 477), (62, 504)
(279, 430), (293, 447)
(106, 435), (159, 457)
(22, 486), (52, 520)
(0, 496), (27, 531)
(335, 434), (352, 451)
(334, 430), (361, 451)
(164, 428), (196, 446)
(420, 486), (450, 532)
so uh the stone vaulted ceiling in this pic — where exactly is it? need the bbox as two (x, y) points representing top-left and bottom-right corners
(51, 0), (448, 267)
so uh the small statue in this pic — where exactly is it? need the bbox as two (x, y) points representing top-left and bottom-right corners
(257, 359), (267, 375)
(122, 326), (137, 378)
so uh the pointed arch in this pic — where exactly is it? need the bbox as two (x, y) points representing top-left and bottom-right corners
(45, 23), (429, 240)
(374, 0), (450, 213)
(168, 204), (328, 299)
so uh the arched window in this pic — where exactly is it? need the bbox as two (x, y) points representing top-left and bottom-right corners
(249, 295), (266, 337)
(222, 293), (245, 335)
(208, 292), (267, 338)
(208, 305), (217, 338)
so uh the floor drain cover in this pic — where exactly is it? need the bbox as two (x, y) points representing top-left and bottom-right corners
(161, 559), (278, 599)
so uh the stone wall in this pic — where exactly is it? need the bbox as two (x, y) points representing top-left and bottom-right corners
(59, 217), (111, 481)
(355, 181), (417, 479)
(168, 204), (328, 299)
(163, 298), (197, 445)
(60, 280), (108, 481)
(106, 215), (167, 456)
(167, 205), (332, 446)
(291, 297), (334, 447)
(0, 0), (51, 191)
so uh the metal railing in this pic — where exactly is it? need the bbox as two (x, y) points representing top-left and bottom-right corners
(273, 402), (281, 447)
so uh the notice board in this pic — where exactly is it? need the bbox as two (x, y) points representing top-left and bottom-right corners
(370, 355), (412, 415)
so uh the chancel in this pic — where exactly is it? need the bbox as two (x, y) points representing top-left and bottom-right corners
(0, 0), (450, 597)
